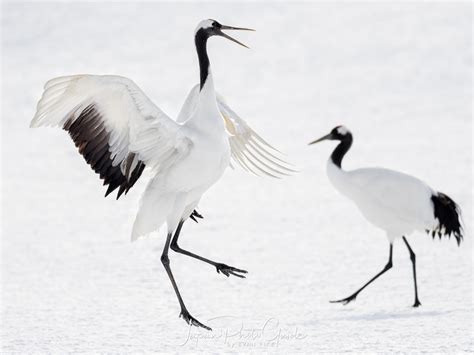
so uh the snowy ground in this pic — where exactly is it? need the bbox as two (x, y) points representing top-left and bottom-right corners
(1, 2), (472, 353)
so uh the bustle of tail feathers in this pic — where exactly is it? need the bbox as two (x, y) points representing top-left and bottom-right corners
(426, 192), (463, 246)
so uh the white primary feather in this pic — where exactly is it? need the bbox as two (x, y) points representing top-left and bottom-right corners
(31, 75), (192, 177)
(31, 76), (293, 241)
(177, 84), (295, 178)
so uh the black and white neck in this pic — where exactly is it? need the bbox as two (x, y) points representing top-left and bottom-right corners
(330, 131), (353, 169)
(191, 20), (223, 130)
(193, 18), (252, 94)
(195, 28), (212, 91)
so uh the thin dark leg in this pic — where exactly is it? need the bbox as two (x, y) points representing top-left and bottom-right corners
(402, 236), (421, 307)
(161, 230), (211, 330)
(331, 243), (393, 305)
(170, 220), (247, 278)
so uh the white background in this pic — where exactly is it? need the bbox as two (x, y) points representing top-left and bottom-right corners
(1, 2), (472, 353)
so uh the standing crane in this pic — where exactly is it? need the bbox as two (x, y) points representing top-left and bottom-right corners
(30, 19), (294, 330)
(309, 125), (463, 307)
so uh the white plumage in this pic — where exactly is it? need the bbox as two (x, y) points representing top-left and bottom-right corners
(178, 84), (294, 178)
(31, 74), (292, 240)
(31, 19), (293, 330)
(32, 75), (188, 181)
(327, 163), (436, 240)
(310, 125), (463, 307)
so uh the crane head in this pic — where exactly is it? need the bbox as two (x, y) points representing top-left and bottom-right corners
(195, 19), (254, 48)
(309, 125), (352, 145)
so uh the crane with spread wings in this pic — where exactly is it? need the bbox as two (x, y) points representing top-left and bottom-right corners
(30, 19), (294, 330)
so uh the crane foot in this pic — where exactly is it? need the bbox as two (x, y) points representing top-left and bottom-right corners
(215, 263), (248, 278)
(330, 294), (358, 305)
(180, 308), (212, 331)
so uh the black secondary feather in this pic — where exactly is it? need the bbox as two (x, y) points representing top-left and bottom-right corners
(63, 104), (145, 200)
(429, 192), (463, 246)
(63, 104), (205, 221)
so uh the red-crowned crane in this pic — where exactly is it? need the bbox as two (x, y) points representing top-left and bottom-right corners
(310, 125), (463, 307)
(31, 19), (294, 330)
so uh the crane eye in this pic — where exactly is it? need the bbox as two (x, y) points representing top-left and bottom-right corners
(212, 21), (220, 28)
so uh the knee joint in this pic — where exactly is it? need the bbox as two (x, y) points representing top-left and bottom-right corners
(161, 254), (170, 265)
(170, 241), (180, 252)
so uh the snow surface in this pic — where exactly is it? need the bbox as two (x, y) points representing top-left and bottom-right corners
(1, 2), (472, 353)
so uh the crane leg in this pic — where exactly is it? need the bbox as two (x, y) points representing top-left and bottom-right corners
(330, 243), (393, 305)
(170, 220), (248, 278)
(402, 236), (421, 307)
(161, 230), (211, 330)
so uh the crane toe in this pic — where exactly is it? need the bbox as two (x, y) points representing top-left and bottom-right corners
(330, 294), (357, 305)
(189, 210), (204, 223)
(179, 309), (212, 331)
(215, 263), (248, 278)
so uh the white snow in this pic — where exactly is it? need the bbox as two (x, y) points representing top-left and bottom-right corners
(1, 2), (472, 353)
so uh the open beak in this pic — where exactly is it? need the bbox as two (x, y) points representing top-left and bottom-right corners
(308, 133), (332, 145)
(218, 25), (255, 48)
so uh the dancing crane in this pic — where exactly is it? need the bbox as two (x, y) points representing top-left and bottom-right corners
(31, 19), (294, 330)
(309, 125), (463, 307)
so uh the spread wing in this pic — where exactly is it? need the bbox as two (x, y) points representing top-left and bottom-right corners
(31, 74), (191, 199)
(177, 85), (295, 178)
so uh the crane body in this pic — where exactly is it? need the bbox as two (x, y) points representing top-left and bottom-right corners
(310, 125), (463, 307)
(31, 19), (293, 330)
